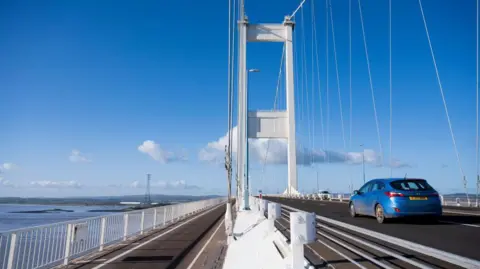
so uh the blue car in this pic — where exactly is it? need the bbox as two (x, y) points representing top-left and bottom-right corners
(349, 178), (442, 223)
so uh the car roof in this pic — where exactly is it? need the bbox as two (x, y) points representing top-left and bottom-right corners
(369, 178), (426, 183)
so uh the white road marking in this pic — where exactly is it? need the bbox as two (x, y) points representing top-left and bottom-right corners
(185, 218), (225, 269)
(439, 221), (480, 228)
(443, 210), (480, 216)
(90, 203), (224, 269)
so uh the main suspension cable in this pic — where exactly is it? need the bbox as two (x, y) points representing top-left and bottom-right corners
(389, 0), (393, 177)
(358, 0), (384, 166)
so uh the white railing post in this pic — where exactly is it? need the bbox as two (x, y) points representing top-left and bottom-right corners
(163, 207), (168, 226)
(63, 224), (73, 265)
(173, 206), (177, 221)
(123, 213), (129, 241)
(439, 195), (445, 206)
(260, 199), (268, 217)
(267, 202), (281, 232)
(290, 211), (316, 269)
(99, 217), (106, 251)
(153, 208), (157, 229)
(140, 211), (145, 235)
(7, 233), (17, 269)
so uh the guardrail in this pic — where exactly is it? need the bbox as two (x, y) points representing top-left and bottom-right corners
(264, 193), (479, 208)
(249, 196), (314, 269)
(254, 196), (480, 269)
(0, 197), (226, 269)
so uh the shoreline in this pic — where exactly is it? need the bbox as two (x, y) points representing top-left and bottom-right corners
(4, 203), (171, 214)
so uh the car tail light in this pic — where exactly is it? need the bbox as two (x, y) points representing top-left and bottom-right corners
(385, 191), (404, 197)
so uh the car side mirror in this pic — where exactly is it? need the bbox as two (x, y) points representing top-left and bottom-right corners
(353, 190), (360, 195)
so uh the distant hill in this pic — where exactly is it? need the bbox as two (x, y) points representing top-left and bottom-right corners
(0, 194), (222, 206)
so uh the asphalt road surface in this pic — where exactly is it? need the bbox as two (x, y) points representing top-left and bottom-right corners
(265, 197), (480, 262)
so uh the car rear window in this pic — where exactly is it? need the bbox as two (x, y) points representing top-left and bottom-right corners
(389, 180), (433, 191)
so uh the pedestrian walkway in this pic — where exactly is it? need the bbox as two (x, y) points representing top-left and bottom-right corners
(62, 203), (226, 269)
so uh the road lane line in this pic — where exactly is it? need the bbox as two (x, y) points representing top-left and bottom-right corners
(439, 221), (480, 228)
(443, 210), (480, 216)
(185, 218), (225, 269)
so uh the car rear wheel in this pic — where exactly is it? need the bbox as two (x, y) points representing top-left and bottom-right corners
(375, 204), (386, 224)
(349, 202), (357, 217)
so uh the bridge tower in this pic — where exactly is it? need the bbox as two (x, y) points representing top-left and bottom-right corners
(237, 15), (299, 210)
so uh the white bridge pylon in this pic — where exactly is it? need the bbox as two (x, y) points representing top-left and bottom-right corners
(237, 16), (300, 209)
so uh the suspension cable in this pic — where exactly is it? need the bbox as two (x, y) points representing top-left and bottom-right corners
(477, 0), (480, 207)
(329, 0), (350, 194)
(389, 0), (393, 177)
(291, 0), (308, 19)
(357, 0), (384, 166)
(326, 0), (330, 164)
(273, 44), (285, 110)
(299, 13), (305, 140)
(311, 0), (316, 167)
(312, 0), (325, 153)
(312, 0), (325, 191)
(260, 44), (286, 191)
(418, 0), (469, 204)
(349, 0), (352, 151)
(328, 0), (347, 152)
(348, 0), (353, 192)
(301, 5), (311, 166)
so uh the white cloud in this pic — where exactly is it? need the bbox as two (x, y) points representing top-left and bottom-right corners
(199, 126), (410, 168)
(29, 180), (82, 189)
(390, 159), (413, 168)
(0, 177), (14, 187)
(69, 150), (92, 163)
(130, 180), (200, 190)
(138, 140), (187, 163)
(0, 162), (18, 172)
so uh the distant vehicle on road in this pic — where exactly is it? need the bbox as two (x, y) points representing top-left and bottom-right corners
(318, 190), (331, 200)
(349, 178), (442, 223)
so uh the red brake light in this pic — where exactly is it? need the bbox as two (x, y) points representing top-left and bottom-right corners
(385, 191), (404, 197)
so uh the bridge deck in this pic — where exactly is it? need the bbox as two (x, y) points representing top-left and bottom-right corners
(63, 203), (226, 269)
(266, 197), (480, 267)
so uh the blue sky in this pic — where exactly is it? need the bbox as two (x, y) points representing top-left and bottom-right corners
(0, 0), (478, 197)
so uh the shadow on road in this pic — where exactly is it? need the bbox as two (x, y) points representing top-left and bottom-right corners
(379, 214), (480, 225)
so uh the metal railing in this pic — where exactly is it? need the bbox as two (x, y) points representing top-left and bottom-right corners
(265, 192), (479, 208)
(253, 196), (480, 268)
(0, 197), (226, 269)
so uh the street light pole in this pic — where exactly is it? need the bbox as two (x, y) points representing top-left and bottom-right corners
(244, 68), (260, 210)
(360, 144), (366, 183)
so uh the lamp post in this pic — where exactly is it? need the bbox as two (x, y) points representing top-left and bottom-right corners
(244, 68), (260, 210)
(360, 144), (366, 183)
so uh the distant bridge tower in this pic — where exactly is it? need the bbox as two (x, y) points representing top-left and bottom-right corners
(237, 14), (299, 210)
(144, 173), (152, 205)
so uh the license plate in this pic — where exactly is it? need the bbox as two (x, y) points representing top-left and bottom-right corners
(409, 197), (427, 200)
